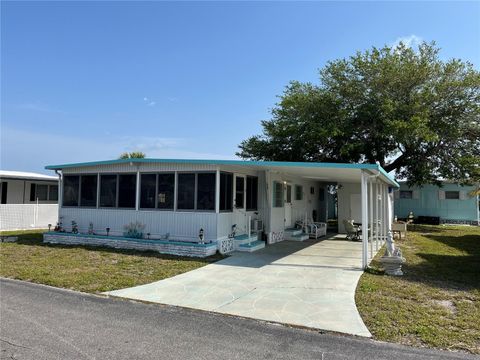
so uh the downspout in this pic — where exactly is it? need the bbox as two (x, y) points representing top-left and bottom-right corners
(55, 170), (62, 226)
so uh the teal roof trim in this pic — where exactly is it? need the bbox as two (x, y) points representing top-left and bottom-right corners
(45, 158), (399, 187)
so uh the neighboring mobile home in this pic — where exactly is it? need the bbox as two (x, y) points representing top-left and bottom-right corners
(394, 182), (480, 225)
(0, 170), (59, 230)
(45, 158), (399, 268)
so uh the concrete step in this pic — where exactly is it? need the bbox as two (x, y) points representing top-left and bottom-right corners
(285, 232), (309, 241)
(234, 234), (259, 246)
(237, 240), (265, 252)
(284, 228), (303, 236)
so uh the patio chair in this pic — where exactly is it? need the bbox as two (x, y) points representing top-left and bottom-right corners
(343, 219), (361, 241)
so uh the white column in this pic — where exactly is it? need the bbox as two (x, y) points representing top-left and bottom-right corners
(361, 171), (369, 269)
(375, 182), (379, 252)
(383, 183), (388, 244)
(387, 186), (392, 234)
(135, 170), (140, 211)
(215, 168), (220, 213)
(369, 178), (373, 260)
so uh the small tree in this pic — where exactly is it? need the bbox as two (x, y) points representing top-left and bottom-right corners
(118, 151), (146, 159)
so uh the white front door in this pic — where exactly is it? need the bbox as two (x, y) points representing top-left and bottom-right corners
(284, 183), (292, 228)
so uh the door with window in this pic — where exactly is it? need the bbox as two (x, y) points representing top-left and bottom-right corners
(234, 176), (247, 233)
(284, 183), (292, 228)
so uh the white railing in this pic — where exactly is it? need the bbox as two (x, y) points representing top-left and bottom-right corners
(0, 204), (58, 231)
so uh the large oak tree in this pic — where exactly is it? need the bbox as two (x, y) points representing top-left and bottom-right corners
(238, 42), (480, 186)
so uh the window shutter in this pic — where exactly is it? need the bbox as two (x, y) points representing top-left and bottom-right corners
(394, 190), (400, 199)
(438, 190), (445, 200)
(412, 190), (420, 200)
(459, 191), (468, 200)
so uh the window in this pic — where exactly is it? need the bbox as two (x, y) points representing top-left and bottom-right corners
(118, 174), (136, 208)
(295, 185), (303, 201)
(100, 175), (117, 207)
(37, 184), (49, 200)
(246, 176), (258, 211)
(400, 190), (413, 199)
(310, 186), (315, 195)
(80, 175), (97, 207)
(235, 176), (245, 208)
(286, 184), (292, 203)
(220, 172), (233, 211)
(49, 185), (58, 201)
(157, 173), (175, 209)
(445, 191), (460, 200)
(273, 181), (283, 208)
(319, 188), (325, 201)
(63, 176), (80, 206)
(197, 173), (216, 210)
(177, 173), (195, 210)
(140, 174), (156, 209)
(1, 182), (7, 204)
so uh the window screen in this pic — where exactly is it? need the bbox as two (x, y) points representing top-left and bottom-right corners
(177, 173), (195, 210)
(118, 174), (136, 208)
(197, 173), (216, 210)
(445, 191), (460, 200)
(246, 176), (258, 210)
(220, 172), (233, 211)
(49, 185), (58, 201)
(235, 177), (245, 208)
(400, 191), (413, 199)
(100, 175), (117, 207)
(157, 173), (175, 209)
(80, 175), (97, 207)
(63, 176), (80, 206)
(273, 182), (283, 208)
(140, 174), (156, 209)
(295, 185), (303, 201)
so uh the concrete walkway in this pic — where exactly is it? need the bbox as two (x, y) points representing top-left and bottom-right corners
(106, 235), (372, 337)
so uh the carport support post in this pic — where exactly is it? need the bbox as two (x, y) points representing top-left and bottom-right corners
(375, 182), (379, 252)
(361, 171), (369, 269)
(369, 179), (373, 260)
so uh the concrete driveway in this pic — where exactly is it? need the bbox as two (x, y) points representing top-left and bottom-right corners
(106, 235), (371, 337)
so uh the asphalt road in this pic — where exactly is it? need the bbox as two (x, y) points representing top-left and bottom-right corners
(0, 278), (477, 360)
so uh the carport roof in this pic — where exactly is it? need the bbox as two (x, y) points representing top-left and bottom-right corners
(45, 158), (399, 187)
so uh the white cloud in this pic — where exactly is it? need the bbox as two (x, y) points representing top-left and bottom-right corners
(391, 34), (423, 49)
(15, 101), (65, 114)
(143, 97), (156, 107)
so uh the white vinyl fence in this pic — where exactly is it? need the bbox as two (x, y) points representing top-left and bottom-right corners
(0, 204), (58, 231)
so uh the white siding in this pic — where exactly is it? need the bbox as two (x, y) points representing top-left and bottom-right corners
(59, 208), (218, 241)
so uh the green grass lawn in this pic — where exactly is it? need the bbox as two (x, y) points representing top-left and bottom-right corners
(356, 225), (480, 354)
(0, 230), (223, 293)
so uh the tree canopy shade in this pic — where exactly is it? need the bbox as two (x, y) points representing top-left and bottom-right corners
(119, 152), (146, 159)
(237, 42), (480, 186)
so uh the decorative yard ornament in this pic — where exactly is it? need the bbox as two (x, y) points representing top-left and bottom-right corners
(198, 228), (204, 244)
(380, 231), (406, 276)
(229, 224), (237, 239)
(88, 222), (94, 235)
(48, 224), (52, 232)
(71, 221), (78, 234)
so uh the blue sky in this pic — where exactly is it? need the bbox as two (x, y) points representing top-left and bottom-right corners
(1, 1), (479, 174)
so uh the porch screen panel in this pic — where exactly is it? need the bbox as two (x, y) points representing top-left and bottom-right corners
(220, 172), (233, 211)
(197, 173), (216, 210)
(80, 175), (97, 207)
(63, 175), (79, 206)
(235, 177), (245, 208)
(273, 181), (283, 207)
(100, 175), (117, 207)
(177, 173), (195, 210)
(118, 174), (136, 208)
(246, 176), (258, 211)
(157, 173), (174, 209)
(140, 174), (156, 209)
